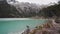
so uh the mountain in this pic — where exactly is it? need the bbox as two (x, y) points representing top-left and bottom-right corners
(0, 0), (19, 18)
(0, 1), (50, 18)
(9, 2), (49, 18)
(9, 2), (41, 17)
(40, 1), (60, 18)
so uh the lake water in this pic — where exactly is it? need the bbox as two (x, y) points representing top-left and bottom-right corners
(0, 18), (47, 34)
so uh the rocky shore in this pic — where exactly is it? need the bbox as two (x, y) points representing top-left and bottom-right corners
(22, 19), (60, 34)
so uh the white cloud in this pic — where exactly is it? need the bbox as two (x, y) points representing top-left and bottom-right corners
(16, 0), (59, 5)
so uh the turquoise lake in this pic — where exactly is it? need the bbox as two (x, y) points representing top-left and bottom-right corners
(0, 18), (47, 34)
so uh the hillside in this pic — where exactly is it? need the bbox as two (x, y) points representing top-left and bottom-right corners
(0, 1), (19, 18)
(0, 1), (48, 18)
(0, 1), (60, 18)
(13, 2), (41, 17)
(40, 1), (60, 18)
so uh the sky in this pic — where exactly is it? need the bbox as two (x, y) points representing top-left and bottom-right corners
(16, 0), (59, 5)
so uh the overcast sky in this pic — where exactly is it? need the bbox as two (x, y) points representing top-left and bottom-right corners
(16, 0), (59, 5)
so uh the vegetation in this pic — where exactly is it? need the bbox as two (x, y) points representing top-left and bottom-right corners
(39, 1), (60, 18)
(0, 0), (19, 18)
(0, 0), (60, 18)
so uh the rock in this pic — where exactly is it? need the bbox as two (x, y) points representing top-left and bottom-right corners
(29, 20), (60, 34)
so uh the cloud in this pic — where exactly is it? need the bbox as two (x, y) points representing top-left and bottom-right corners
(17, 0), (59, 5)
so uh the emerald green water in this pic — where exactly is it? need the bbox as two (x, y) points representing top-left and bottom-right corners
(0, 18), (47, 34)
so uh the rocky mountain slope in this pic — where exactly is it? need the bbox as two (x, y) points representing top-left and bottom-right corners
(0, 0), (59, 18)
